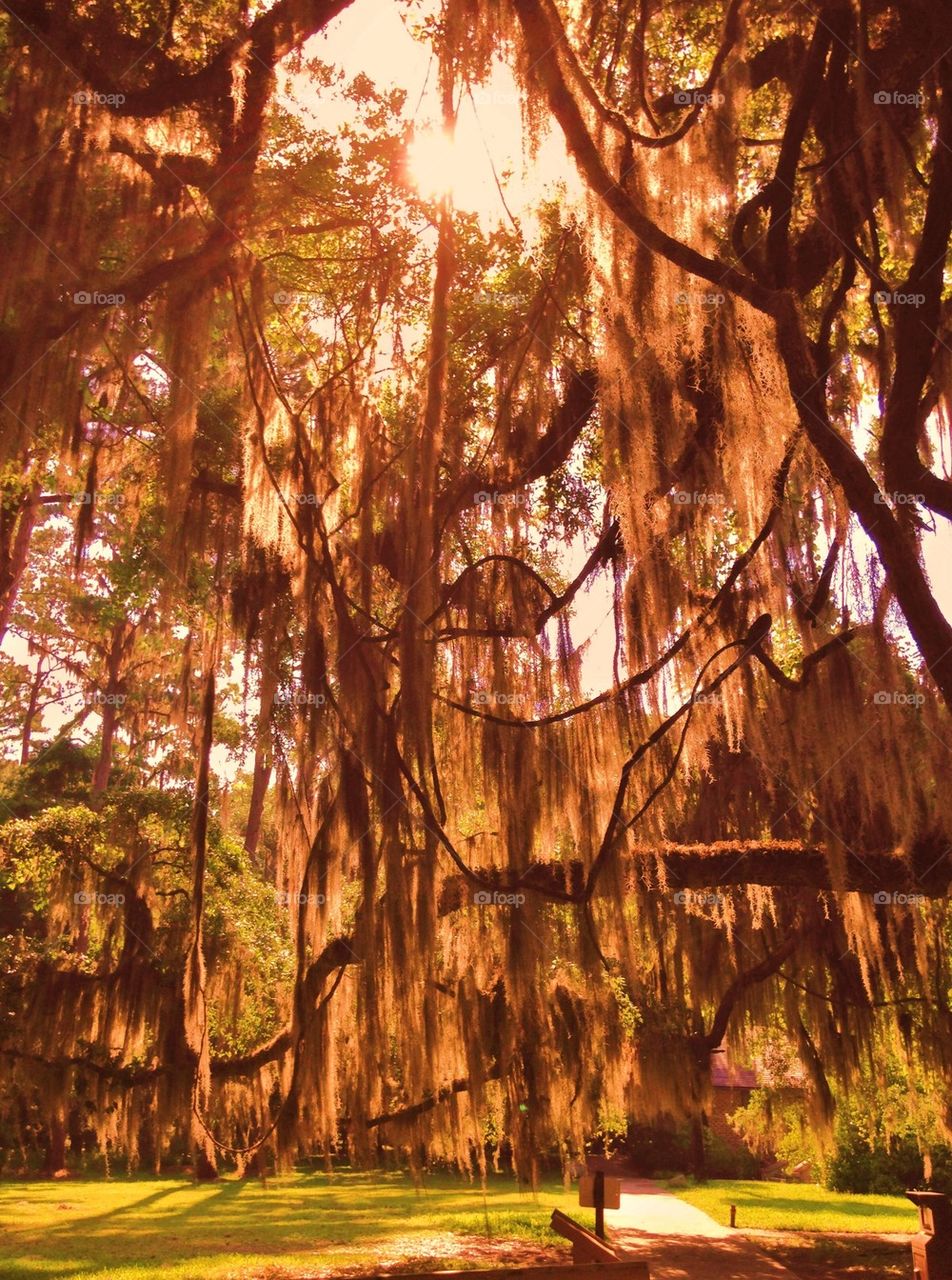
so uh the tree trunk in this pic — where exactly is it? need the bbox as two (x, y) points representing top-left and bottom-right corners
(690, 1115), (707, 1183)
(243, 753), (272, 856)
(0, 484), (39, 644)
(91, 620), (133, 796)
(43, 1102), (68, 1177)
(20, 659), (44, 763)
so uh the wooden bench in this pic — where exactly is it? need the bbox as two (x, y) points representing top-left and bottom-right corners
(551, 1209), (624, 1263)
(551, 1211), (648, 1277)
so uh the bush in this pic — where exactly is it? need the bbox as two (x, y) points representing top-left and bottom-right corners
(826, 1129), (952, 1196)
(705, 1132), (761, 1180)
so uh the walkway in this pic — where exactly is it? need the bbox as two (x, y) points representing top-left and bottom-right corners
(602, 1179), (800, 1280)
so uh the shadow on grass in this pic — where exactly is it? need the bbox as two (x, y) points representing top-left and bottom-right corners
(0, 1170), (568, 1278)
(729, 1191), (910, 1223)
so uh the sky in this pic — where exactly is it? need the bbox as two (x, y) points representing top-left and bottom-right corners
(295, 0), (574, 227)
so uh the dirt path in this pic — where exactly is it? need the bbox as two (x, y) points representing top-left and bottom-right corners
(604, 1179), (801, 1280)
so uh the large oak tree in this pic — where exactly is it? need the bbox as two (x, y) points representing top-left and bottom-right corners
(0, 0), (950, 1179)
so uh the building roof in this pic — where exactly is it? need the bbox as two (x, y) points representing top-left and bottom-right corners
(710, 1051), (759, 1089)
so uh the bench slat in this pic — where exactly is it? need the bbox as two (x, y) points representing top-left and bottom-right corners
(550, 1208), (622, 1262)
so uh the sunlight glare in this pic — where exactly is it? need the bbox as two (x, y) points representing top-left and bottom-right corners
(407, 128), (465, 203)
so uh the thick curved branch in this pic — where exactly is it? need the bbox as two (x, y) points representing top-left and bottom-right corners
(5, 0), (357, 118)
(774, 295), (952, 710)
(365, 1063), (502, 1129)
(511, 0), (776, 313)
(880, 60), (952, 520)
(695, 931), (804, 1053)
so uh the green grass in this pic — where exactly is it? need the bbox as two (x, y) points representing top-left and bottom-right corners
(670, 1179), (918, 1233)
(0, 1170), (592, 1280)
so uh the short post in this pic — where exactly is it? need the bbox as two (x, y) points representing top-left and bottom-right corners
(594, 1169), (605, 1239)
(730, 1204), (736, 1229)
(907, 1190), (952, 1280)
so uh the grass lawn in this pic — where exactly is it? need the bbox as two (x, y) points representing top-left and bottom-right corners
(671, 1179), (918, 1233)
(0, 1170), (593, 1280)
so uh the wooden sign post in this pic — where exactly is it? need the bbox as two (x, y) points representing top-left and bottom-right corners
(578, 1171), (622, 1239)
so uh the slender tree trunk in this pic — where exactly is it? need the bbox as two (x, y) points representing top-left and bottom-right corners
(243, 751), (272, 856)
(43, 1101), (68, 1177)
(185, 654), (218, 1177)
(244, 649), (278, 855)
(20, 659), (44, 763)
(92, 621), (133, 796)
(690, 1115), (707, 1182)
(0, 485), (39, 644)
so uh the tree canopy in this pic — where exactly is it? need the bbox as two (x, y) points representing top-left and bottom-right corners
(0, 0), (951, 1180)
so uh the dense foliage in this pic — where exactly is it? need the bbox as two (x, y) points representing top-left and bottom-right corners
(0, 0), (951, 1179)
